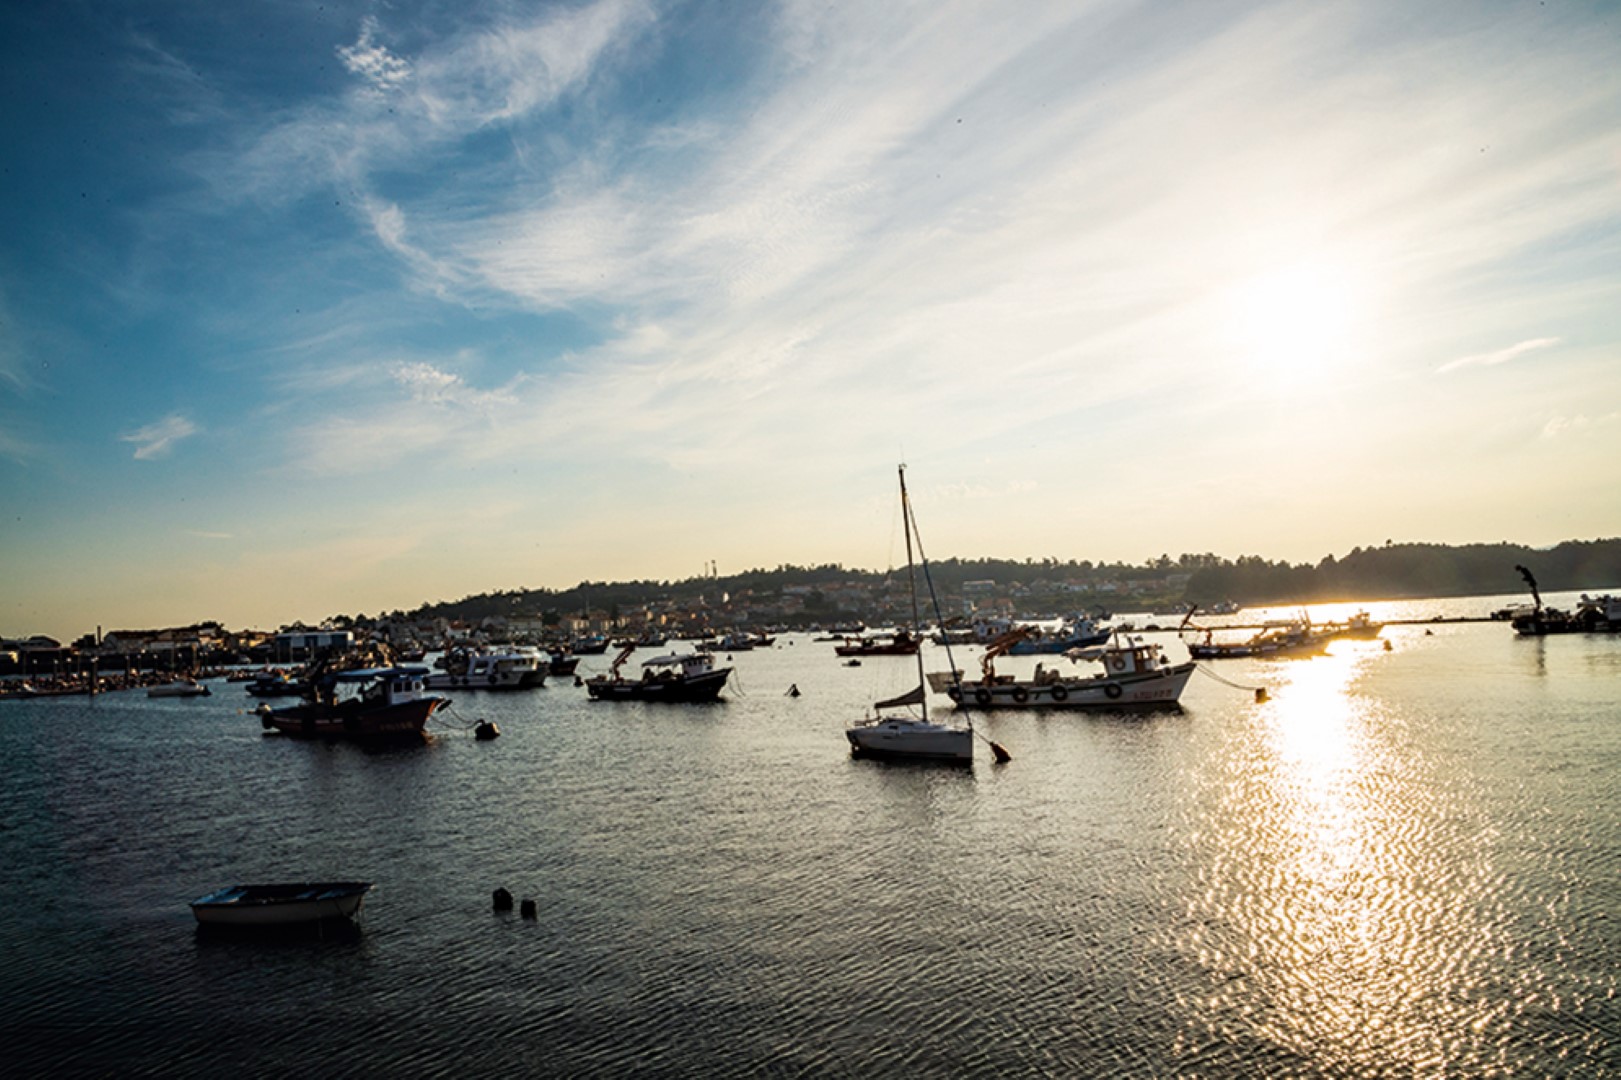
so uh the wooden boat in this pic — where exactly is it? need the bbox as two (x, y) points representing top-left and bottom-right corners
(585, 649), (732, 702)
(846, 467), (1007, 764)
(261, 666), (445, 739)
(189, 882), (373, 927)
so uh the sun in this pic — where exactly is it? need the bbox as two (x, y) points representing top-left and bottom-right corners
(1227, 261), (1361, 382)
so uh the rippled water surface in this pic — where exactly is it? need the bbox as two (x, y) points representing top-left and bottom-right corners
(3, 594), (1617, 1076)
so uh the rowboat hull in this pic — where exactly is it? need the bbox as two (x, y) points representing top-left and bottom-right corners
(190, 882), (373, 926)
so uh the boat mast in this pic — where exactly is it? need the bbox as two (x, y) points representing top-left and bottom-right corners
(898, 465), (926, 721)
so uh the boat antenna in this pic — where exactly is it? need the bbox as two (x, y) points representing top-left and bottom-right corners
(902, 467), (1011, 763)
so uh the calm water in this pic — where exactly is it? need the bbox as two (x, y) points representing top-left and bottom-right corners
(2, 593), (1617, 1077)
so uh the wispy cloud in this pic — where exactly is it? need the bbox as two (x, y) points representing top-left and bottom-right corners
(121, 414), (199, 460)
(1542, 412), (1618, 440)
(392, 361), (517, 409)
(183, 530), (233, 540)
(337, 16), (413, 95)
(1439, 337), (1561, 374)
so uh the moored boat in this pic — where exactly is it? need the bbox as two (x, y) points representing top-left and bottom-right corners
(148, 679), (211, 698)
(834, 630), (921, 657)
(261, 666), (445, 740)
(189, 882), (373, 927)
(846, 467), (1006, 765)
(585, 649), (732, 702)
(426, 647), (546, 690)
(1185, 618), (1331, 659)
(934, 629), (1193, 710)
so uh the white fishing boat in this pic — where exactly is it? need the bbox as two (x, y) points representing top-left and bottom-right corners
(148, 679), (211, 698)
(189, 882), (373, 927)
(425, 647), (546, 690)
(846, 467), (1008, 764)
(934, 631), (1193, 710)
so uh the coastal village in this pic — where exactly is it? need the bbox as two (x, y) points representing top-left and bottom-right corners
(0, 566), (1193, 688)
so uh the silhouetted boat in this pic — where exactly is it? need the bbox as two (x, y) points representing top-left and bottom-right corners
(148, 679), (211, 698)
(261, 666), (445, 739)
(834, 630), (921, 657)
(189, 882), (373, 927)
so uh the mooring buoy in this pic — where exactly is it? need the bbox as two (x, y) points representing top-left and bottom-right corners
(475, 720), (500, 741)
(493, 887), (514, 912)
(520, 898), (538, 920)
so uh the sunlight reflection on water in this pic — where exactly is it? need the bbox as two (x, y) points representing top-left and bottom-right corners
(1178, 641), (1515, 1074)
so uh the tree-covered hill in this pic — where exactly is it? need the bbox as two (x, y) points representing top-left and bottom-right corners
(385, 539), (1621, 625)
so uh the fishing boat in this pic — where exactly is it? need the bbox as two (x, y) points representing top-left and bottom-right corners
(1185, 617), (1333, 659)
(189, 882), (373, 927)
(425, 646), (546, 690)
(260, 666), (445, 739)
(585, 649), (732, 703)
(932, 630), (1193, 710)
(846, 467), (1007, 764)
(243, 671), (307, 697)
(1003, 614), (1111, 654)
(547, 649), (580, 677)
(148, 679), (211, 698)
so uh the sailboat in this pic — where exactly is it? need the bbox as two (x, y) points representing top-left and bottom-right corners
(845, 466), (1008, 764)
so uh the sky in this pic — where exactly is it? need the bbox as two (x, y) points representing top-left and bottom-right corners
(2, 0), (1619, 641)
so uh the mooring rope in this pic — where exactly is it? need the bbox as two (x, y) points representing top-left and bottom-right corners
(432, 702), (484, 731)
(1194, 662), (1269, 699)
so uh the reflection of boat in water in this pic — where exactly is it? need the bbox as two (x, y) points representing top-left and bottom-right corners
(585, 649), (732, 702)
(932, 628), (1193, 710)
(425, 647), (546, 690)
(261, 665), (445, 740)
(846, 467), (1006, 764)
(189, 882), (373, 927)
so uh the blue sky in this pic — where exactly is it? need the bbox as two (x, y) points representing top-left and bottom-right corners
(3, 0), (1619, 640)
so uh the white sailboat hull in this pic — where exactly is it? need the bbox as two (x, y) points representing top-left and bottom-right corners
(846, 717), (973, 762)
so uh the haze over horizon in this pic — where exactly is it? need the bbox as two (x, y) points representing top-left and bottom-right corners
(3, 1), (1619, 643)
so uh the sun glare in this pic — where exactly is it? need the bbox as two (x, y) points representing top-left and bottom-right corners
(1228, 262), (1360, 383)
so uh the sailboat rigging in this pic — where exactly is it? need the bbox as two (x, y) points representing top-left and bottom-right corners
(845, 466), (1010, 764)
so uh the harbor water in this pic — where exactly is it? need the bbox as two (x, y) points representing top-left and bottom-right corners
(2, 593), (1617, 1076)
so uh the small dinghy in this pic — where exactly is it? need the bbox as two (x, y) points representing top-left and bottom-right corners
(189, 882), (373, 927)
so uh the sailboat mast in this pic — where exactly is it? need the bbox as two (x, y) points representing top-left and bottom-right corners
(898, 465), (927, 721)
